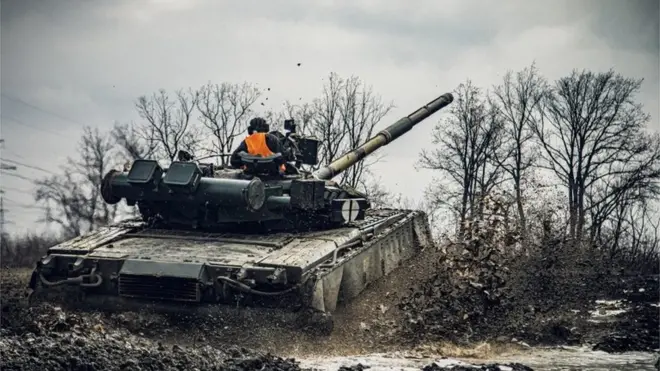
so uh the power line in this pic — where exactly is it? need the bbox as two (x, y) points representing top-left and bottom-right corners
(1, 114), (74, 139)
(0, 186), (34, 196)
(1, 146), (26, 159)
(1, 158), (56, 175)
(3, 197), (48, 211)
(1, 170), (35, 182)
(1, 92), (87, 127)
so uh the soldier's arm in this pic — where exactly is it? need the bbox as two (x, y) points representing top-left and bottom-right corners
(230, 140), (248, 167)
(266, 134), (282, 153)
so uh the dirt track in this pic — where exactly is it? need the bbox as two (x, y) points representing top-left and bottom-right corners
(2, 241), (658, 370)
(0, 245), (540, 371)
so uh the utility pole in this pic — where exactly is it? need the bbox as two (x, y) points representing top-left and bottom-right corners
(0, 139), (3, 235)
(0, 138), (16, 232)
(0, 191), (5, 232)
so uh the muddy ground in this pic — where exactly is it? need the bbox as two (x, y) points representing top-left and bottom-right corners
(394, 237), (659, 353)
(1, 239), (658, 370)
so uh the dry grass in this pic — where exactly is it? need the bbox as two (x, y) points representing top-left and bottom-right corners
(1, 233), (61, 268)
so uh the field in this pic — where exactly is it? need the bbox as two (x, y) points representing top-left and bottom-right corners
(2, 241), (658, 370)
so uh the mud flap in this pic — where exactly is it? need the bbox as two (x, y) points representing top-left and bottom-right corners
(307, 210), (431, 317)
(310, 266), (344, 312)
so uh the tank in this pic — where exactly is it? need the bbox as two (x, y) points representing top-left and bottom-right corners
(28, 92), (454, 333)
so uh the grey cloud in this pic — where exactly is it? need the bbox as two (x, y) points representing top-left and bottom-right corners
(310, 6), (496, 47)
(0, 0), (657, 234)
(579, 0), (659, 54)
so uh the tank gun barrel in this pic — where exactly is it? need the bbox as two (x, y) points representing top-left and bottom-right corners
(312, 92), (453, 181)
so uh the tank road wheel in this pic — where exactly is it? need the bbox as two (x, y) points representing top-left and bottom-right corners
(296, 309), (334, 336)
(220, 281), (233, 304)
(26, 272), (47, 307)
(26, 288), (41, 307)
(219, 281), (255, 307)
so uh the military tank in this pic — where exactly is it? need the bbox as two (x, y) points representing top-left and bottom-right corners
(28, 92), (454, 332)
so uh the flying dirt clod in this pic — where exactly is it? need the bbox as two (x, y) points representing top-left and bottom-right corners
(27, 92), (454, 334)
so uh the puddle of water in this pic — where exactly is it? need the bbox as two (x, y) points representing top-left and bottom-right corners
(296, 348), (658, 371)
(489, 347), (657, 371)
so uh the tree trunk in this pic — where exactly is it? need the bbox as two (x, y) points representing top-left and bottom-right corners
(514, 177), (527, 244)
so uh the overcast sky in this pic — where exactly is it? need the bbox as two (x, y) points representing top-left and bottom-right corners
(1, 0), (658, 235)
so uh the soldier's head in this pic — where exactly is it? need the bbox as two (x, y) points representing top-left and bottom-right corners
(248, 117), (269, 134)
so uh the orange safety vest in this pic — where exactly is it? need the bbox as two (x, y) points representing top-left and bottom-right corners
(244, 133), (286, 172)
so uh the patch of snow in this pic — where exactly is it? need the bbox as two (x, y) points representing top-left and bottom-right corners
(589, 309), (628, 317)
(595, 299), (623, 306)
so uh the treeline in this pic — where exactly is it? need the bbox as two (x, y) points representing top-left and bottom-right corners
(3, 65), (659, 274)
(419, 64), (660, 273)
(1, 232), (61, 268)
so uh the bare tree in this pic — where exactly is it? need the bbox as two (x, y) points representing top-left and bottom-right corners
(587, 136), (660, 245)
(309, 73), (393, 189)
(627, 201), (660, 273)
(361, 176), (393, 209)
(34, 127), (119, 238)
(111, 121), (159, 161)
(339, 76), (394, 189)
(134, 88), (202, 162)
(531, 69), (660, 242)
(595, 194), (660, 273)
(418, 81), (504, 239)
(310, 73), (345, 168)
(279, 101), (317, 134)
(491, 63), (546, 242)
(262, 109), (287, 132)
(366, 180), (445, 239)
(196, 82), (261, 166)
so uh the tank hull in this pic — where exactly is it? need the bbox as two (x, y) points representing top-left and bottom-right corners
(28, 209), (433, 332)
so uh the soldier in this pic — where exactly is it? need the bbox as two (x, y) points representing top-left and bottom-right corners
(230, 117), (285, 172)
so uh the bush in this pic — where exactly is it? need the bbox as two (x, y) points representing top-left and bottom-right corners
(0, 232), (62, 268)
(396, 194), (645, 345)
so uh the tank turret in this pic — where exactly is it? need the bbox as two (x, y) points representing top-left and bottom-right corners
(100, 92), (454, 232)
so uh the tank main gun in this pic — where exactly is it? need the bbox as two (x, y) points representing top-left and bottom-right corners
(313, 93), (454, 181)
